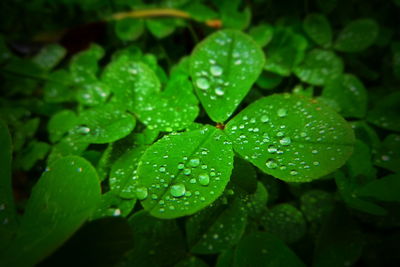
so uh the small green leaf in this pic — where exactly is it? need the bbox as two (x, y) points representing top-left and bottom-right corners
(241, 182), (268, 218)
(136, 126), (234, 219)
(115, 18), (144, 41)
(346, 140), (376, 180)
(43, 70), (74, 103)
(15, 140), (50, 171)
(374, 134), (400, 173)
(294, 49), (344, 86)
(234, 232), (306, 267)
(215, 0), (251, 30)
(314, 206), (364, 267)
(300, 190), (334, 223)
(76, 80), (110, 107)
(303, 13), (332, 47)
(190, 29), (265, 122)
(260, 203), (306, 243)
(69, 103), (136, 144)
(264, 27), (308, 76)
(367, 91), (400, 132)
(356, 174), (400, 202)
(146, 18), (180, 39)
(32, 44), (66, 71)
(47, 110), (78, 143)
(321, 74), (367, 118)
(92, 191), (136, 219)
(109, 146), (147, 199)
(334, 19), (379, 52)
(0, 121), (17, 250)
(69, 44), (104, 84)
(256, 71), (283, 90)
(225, 93), (354, 182)
(249, 23), (274, 47)
(230, 157), (257, 193)
(0, 156), (101, 266)
(186, 196), (247, 254)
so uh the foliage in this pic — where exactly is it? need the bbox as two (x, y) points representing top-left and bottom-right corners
(1, 0), (400, 266)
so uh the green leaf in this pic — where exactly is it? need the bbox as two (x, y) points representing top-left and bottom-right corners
(0, 120), (17, 250)
(303, 13), (332, 47)
(314, 206), (364, 267)
(32, 44), (66, 71)
(92, 191), (136, 219)
(216, 248), (235, 267)
(256, 71), (283, 90)
(346, 140), (376, 180)
(321, 74), (367, 118)
(241, 182), (268, 218)
(76, 80), (110, 107)
(174, 256), (209, 267)
(294, 49), (344, 86)
(260, 203), (306, 243)
(230, 157), (257, 193)
(115, 18), (144, 41)
(69, 44), (104, 84)
(43, 70), (74, 103)
(234, 232), (306, 267)
(335, 171), (386, 216)
(186, 196), (247, 254)
(215, 0), (251, 30)
(300, 190), (334, 223)
(120, 210), (186, 267)
(356, 174), (400, 202)
(249, 23), (274, 47)
(264, 27), (308, 76)
(225, 93), (354, 182)
(47, 110), (78, 143)
(146, 18), (180, 39)
(103, 56), (198, 131)
(136, 126), (234, 219)
(109, 146), (147, 199)
(367, 91), (400, 132)
(374, 134), (400, 173)
(190, 29), (265, 122)
(15, 140), (50, 171)
(0, 156), (101, 266)
(334, 19), (379, 52)
(69, 103), (136, 144)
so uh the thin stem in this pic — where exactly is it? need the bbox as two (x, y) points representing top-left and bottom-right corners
(109, 8), (191, 21)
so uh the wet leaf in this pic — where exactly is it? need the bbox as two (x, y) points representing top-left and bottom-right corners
(136, 126), (234, 219)
(303, 13), (332, 47)
(225, 93), (354, 182)
(190, 29), (265, 122)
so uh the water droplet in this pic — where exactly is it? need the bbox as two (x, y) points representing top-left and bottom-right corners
(265, 159), (278, 169)
(210, 65), (223, 76)
(136, 187), (148, 200)
(260, 115), (270, 123)
(312, 150), (318, 154)
(159, 167), (166, 173)
(290, 170), (298, 176)
(277, 108), (288, 118)
(196, 77), (210, 90)
(313, 161), (320, 166)
(178, 163), (185, 170)
(198, 173), (210, 186)
(189, 178), (196, 184)
(189, 158), (200, 167)
(267, 145), (277, 153)
(381, 155), (390, 161)
(279, 137), (291, 146)
(170, 184), (186, 197)
(183, 168), (192, 175)
(215, 87), (224, 96)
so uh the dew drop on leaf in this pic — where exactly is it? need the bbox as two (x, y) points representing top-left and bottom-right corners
(196, 77), (210, 90)
(210, 65), (223, 76)
(189, 158), (200, 167)
(215, 87), (225, 96)
(136, 187), (148, 200)
(277, 108), (288, 118)
(198, 173), (210, 186)
(170, 184), (186, 197)
(266, 159), (278, 169)
(280, 137), (292, 146)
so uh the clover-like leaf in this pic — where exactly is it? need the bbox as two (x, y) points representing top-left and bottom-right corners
(334, 19), (379, 52)
(321, 74), (367, 118)
(234, 232), (306, 267)
(294, 49), (344, 86)
(225, 93), (355, 182)
(186, 196), (247, 254)
(69, 103), (136, 144)
(374, 134), (400, 173)
(367, 91), (400, 132)
(303, 13), (332, 47)
(0, 156), (101, 266)
(136, 126), (234, 219)
(190, 29), (265, 122)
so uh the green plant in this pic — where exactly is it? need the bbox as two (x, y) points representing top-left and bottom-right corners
(1, 0), (400, 266)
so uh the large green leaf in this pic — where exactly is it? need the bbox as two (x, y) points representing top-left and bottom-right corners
(186, 196), (247, 254)
(333, 19), (379, 52)
(0, 120), (17, 250)
(225, 93), (354, 182)
(303, 13), (332, 47)
(294, 49), (344, 86)
(190, 29), (265, 122)
(136, 126), (234, 219)
(356, 174), (400, 202)
(234, 232), (306, 267)
(321, 74), (367, 118)
(0, 156), (101, 266)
